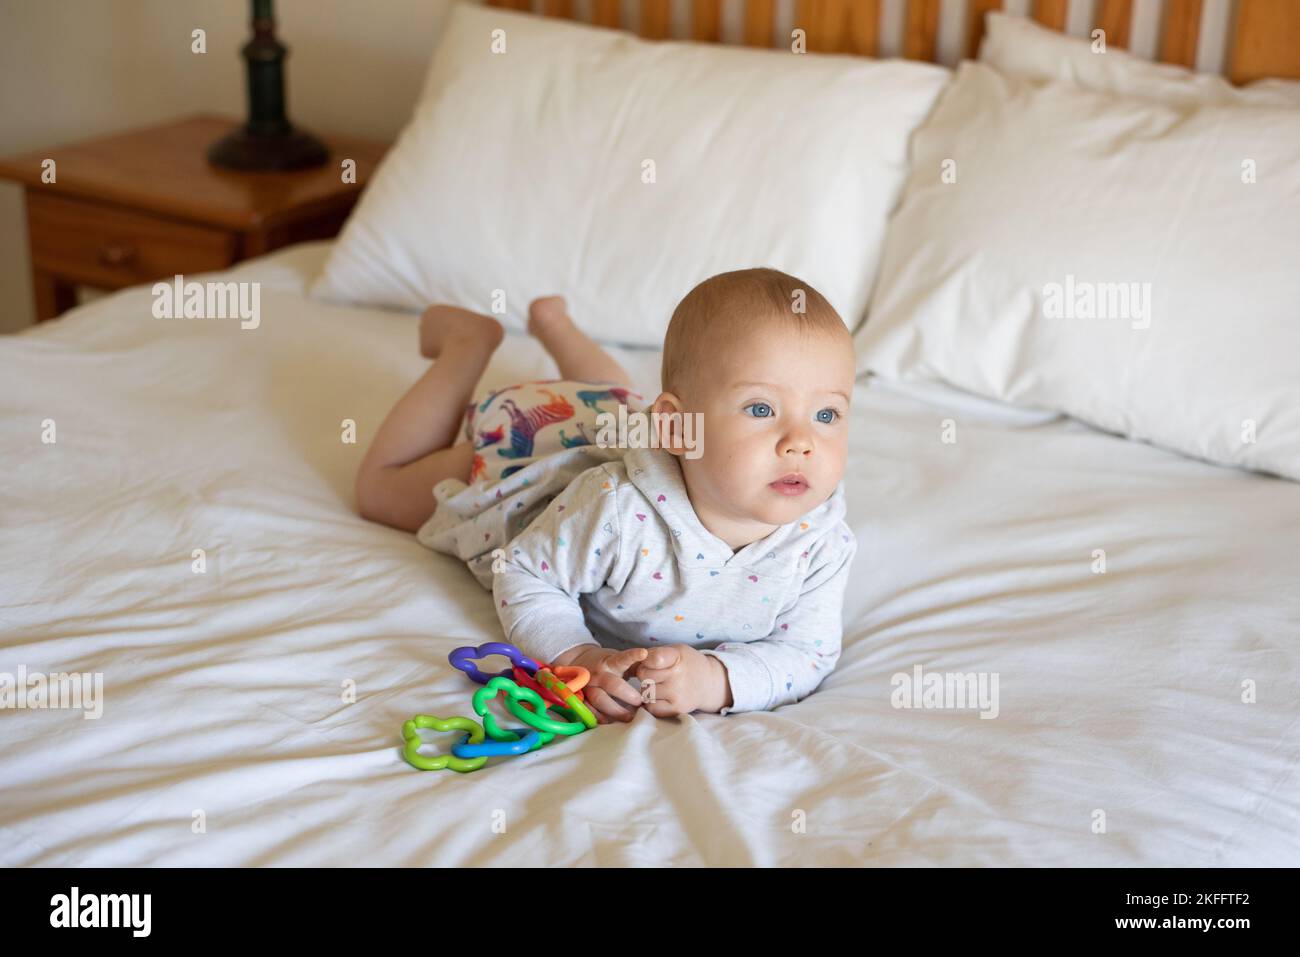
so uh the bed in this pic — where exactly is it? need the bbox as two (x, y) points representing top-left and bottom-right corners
(2, 239), (1296, 866)
(3, 0), (1299, 867)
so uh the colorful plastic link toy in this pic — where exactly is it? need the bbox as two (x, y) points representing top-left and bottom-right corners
(512, 663), (589, 708)
(400, 641), (598, 773)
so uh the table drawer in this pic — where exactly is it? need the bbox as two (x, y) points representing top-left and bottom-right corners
(28, 191), (237, 289)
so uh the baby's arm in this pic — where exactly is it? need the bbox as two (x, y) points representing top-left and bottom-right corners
(699, 531), (858, 714)
(492, 466), (644, 722)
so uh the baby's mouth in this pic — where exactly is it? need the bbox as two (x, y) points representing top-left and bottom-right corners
(769, 473), (809, 496)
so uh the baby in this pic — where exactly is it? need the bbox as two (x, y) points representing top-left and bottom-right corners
(357, 268), (857, 722)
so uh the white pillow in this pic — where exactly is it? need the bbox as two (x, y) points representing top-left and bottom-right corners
(978, 11), (1300, 109)
(311, 0), (949, 344)
(855, 61), (1300, 481)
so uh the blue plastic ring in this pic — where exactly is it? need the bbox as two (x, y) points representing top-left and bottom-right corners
(451, 729), (541, 758)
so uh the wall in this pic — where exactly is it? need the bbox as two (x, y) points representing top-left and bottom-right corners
(0, 0), (458, 333)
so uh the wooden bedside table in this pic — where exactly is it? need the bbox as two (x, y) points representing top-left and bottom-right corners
(0, 115), (388, 321)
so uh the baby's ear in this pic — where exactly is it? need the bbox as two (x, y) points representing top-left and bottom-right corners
(648, 392), (680, 416)
(648, 394), (690, 455)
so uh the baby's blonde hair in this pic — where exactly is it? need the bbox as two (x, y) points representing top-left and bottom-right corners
(660, 267), (847, 400)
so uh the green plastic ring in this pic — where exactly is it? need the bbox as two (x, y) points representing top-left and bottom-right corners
(401, 714), (488, 773)
(494, 702), (584, 752)
(476, 676), (586, 739)
(561, 693), (599, 730)
(475, 677), (556, 745)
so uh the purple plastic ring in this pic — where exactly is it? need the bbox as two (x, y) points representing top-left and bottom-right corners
(448, 642), (542, 685)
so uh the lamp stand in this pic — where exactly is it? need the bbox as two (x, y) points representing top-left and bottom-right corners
(208, 0), (328, 171)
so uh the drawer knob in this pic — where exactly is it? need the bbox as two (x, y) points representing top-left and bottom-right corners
(97, 242), (136, 267)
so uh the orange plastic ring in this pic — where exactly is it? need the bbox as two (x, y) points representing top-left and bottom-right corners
(512, 664), (587, 707)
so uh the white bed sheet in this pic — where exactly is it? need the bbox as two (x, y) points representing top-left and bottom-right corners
(1, 242), (1297, 866)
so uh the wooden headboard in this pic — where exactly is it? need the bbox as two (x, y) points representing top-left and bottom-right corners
(484, 0), (1300, 84)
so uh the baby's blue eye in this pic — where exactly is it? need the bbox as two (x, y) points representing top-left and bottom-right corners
(744, 402), (773, 418)
(816, 408), (840, 424)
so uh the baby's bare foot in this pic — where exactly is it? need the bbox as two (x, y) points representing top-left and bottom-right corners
(527, 295), (571, 339)
(419, 304), (504, 360)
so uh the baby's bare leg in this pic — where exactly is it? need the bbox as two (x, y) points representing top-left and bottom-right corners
(528, 296), (632, 385)
(356, 305), (502, 532)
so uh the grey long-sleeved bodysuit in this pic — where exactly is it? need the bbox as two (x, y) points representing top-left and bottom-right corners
(491, 444), (857, 714)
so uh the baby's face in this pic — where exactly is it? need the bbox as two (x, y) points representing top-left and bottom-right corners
(658, 325), (855, 548)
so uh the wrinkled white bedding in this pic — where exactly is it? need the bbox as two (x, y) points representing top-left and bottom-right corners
(1, 242), (1297, 866)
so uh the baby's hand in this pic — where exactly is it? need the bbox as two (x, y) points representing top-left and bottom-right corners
(553, 646), (648, 724)
(635, 645), (731, 718)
